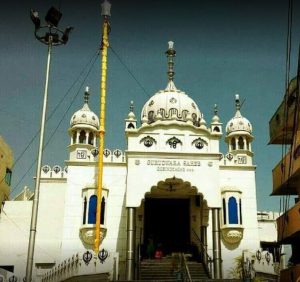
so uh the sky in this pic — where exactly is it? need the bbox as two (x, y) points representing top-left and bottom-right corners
(0, 0), (299, 211)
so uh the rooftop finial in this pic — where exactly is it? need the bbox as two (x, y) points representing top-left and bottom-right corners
(165, 41), (176, 82)
(214, 104), (218, 115)
(101, 0), (111, 17)
(84, 86), (90, 104)
(129, 101), (134, 112)
(235, 94), (240, 111)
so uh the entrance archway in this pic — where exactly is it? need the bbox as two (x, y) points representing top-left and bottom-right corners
(144, 197), (190, 255)
(139, 177), (208, 258)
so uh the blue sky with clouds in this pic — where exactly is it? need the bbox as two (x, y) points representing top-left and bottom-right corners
(0, 0), (300, 211)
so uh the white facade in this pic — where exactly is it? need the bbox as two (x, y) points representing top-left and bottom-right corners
(0, 44), (278, 281)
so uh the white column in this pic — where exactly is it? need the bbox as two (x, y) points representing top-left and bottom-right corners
(85, 131), (89, 145)
(243, 137), (246, 149)
(212, 208), (222, 279)
(76, 131), (79, 143)
(126, 207), (136, 280)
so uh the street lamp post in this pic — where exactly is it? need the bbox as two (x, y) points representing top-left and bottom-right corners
(26, 7), (72, 282)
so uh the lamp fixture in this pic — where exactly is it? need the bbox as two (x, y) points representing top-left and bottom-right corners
(30, 9), (40, 29)
(45, 6), (62, 27)
(30, 6), (73, 45)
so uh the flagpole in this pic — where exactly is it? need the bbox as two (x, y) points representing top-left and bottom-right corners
(94, 0), (111, 254)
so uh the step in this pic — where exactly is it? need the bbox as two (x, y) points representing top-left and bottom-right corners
(140, 258), (210, 281)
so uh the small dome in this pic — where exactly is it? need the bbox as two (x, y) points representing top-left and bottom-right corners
(226, 95), (252, 136)
(226, 111), (252, 135)
(70, 87), (99, 130)
(211, 104), (220, 123)
(127, 101), (136, 120)
(141, 81), (202, 126)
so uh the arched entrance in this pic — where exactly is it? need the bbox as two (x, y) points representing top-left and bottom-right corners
(144, 197), (190, 254)
(138, 177), (208, 258)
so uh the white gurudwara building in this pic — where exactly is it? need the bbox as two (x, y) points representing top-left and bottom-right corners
(0, 42), (280, 281)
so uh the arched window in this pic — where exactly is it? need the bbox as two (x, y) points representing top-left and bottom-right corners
(83, 197), (87, 224)
(231, 138), (236, 150)
(228, 197), (238, 224)
(148, 111), (154, 123)
(127, 123), (135, 129)
(88, 195), (97, 224)
(100, 197), (106, 225)
(238, 136), (244, 149)
(239, 199), (242, 224)
(213, 126), (220, 132)
(222, 198), (227, 225)
(79, 130), (86, 144)
(88, 133), (94, 145)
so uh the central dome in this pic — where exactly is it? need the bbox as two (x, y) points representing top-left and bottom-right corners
(141, 81), (202, 126)
(140, 41), (202, 127)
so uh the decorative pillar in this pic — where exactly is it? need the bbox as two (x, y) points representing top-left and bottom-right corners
(85, 131), (89, 145)
(126, 207), (136, 280)
(76, 131), (79, 144)
(235, 137), (238, 150)
(212, 208), (222, 279)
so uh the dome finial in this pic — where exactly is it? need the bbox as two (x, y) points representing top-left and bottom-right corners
(165, 41), (176, 82)
(235, 94), (240, 111)
(129, 100), (134, 112)
(214, 104), (218, 115)
(84, 86), (90, 104)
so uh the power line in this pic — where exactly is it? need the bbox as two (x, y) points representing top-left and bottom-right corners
(279, 0), (294, 247)
(9, 44), (152, 197)
(8, 51), (99, 197)
(58, 0), (63, 11)
(109, 45), (151, 98)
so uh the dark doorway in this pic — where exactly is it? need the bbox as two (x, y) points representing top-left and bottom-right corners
(144, 198), (190, 256)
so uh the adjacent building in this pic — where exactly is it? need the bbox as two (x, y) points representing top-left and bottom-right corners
(269, 75), (300, 281)
(0, 136), (13, 208)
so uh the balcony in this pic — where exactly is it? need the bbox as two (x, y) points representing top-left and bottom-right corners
(277, 201), (300, 243)
(280, 263), (300, 282)
(269, 77), (297, 144)
(272, 137), (300, 195)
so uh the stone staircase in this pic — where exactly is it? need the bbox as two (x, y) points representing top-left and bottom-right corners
(139, 257), (210, 281)
(186, 261), (210, 280)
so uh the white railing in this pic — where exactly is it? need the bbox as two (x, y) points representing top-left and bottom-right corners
(41, 251), (119, 282)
